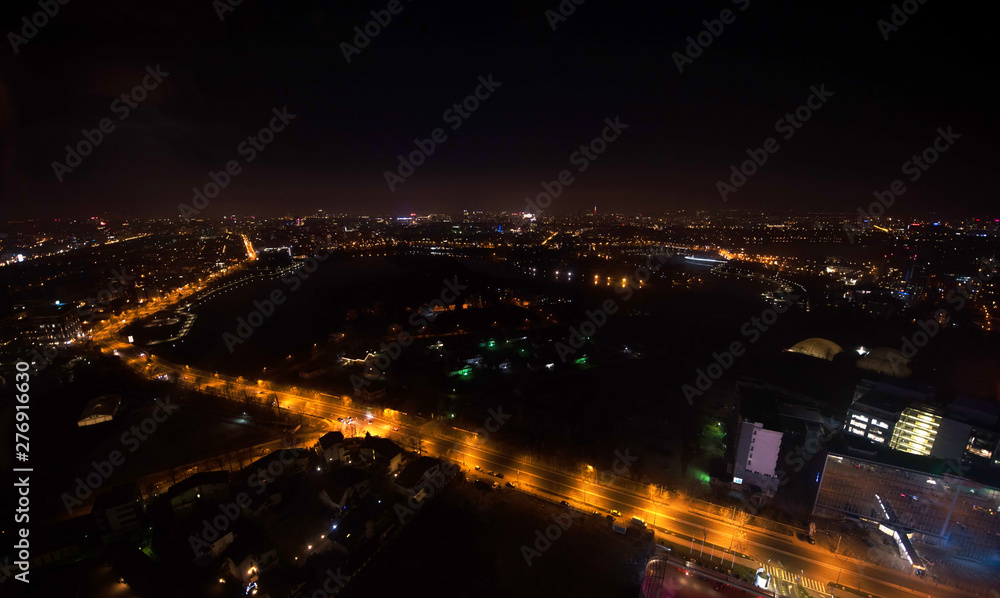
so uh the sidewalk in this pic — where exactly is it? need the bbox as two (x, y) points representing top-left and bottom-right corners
(651, 536), (832, 598)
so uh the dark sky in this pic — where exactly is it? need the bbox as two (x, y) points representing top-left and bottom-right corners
(0, 0), (996, 218)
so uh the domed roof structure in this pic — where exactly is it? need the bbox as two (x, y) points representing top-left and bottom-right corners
(857, 347), (911, 378)
(788, 338), (844, 361)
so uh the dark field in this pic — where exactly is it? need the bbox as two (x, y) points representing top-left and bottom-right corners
(349, 478), (654, 598)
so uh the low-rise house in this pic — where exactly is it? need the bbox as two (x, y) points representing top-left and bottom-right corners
(92, 483), (143, 540)
(242, 448), (309, 488)
(358, 495), (395, 541)
(316, 431), (346, 465)
(222, 523), (279, 595)
(359, 436), (403, 473)
(241, 485), (284, 519)
(318, 467), (370, 513)
(329, 509), (373, 556)
(184, 526), (234, 562)
(167, 471), (230, 516)
(393, 456), (448, 500)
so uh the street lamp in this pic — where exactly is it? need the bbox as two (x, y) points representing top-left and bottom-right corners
(833, 533), (844, 584)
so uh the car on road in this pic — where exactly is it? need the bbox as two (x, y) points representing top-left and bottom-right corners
(486, 470), (495, 476)
(592, 510), (600, 516)
(495, 472), (504, 479)
(560, 500), (570, 507)
(505, 482), (515, 488)
(474, 465), (482, 471)
(806, 536), (816, 545)
(391, 427), (400, 431)
(610, 510), (623, 518)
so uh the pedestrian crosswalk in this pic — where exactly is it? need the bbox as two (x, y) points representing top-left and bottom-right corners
(764, 564), (828, 594)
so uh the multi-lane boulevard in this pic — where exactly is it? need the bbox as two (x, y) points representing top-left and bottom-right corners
(82, 280), (979, 598)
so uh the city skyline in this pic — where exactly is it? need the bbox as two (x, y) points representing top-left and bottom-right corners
(1, 1), (996, 218)
(3, 1), (1000, 597)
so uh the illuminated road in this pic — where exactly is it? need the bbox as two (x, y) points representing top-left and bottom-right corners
(83, 287), (980, 598)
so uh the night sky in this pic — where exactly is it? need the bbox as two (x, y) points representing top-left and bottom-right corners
(0, 0), (995, 218)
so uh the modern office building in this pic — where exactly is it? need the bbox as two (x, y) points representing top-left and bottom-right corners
(813, 453), (1000, 563)
(948, 396), (1000, 466)
(844, 381), (975, 461)
(19, 303), (83, 345)
(889, 404), (944, 456)
(965, 427), (1000, 464)
(844, 389), (908, 445)
(733, 421), (783, 497)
